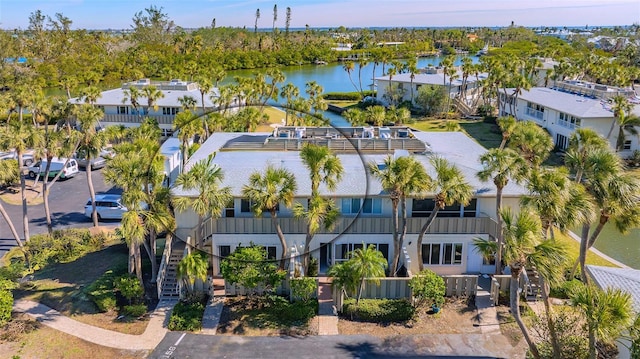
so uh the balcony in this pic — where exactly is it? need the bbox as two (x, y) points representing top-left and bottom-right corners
(195, 216), (499, 242)
(103, 114), (175, 125)
(525, 107), (544, 121)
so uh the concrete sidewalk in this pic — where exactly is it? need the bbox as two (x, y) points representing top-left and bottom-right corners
(475, 275), (502, 334)
(13, 299), (177, 350)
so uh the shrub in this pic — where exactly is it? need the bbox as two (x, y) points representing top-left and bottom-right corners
(168, 300), (206, 331)
(342, 298), (414, 323)
(0, 289), (13, 326)
(409, 269), (446, 307)
(220, 244), (286, 294)
(22, 229), (111, 270)
(306, 257), (319, 277)
(122, 304), (148, 318)
(290, 277), (317, 302)
(114, 275), (144, 304)
(85, 267), (126, 312)
(550, 279), (583, 299)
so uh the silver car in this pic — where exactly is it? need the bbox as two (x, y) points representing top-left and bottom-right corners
(74, 152), (107, 170)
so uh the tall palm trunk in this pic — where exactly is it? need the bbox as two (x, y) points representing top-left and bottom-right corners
(87, 160), (99, 227)
(511, 268), (540, 359)
(134, 242), (143, 288)
(143, 227), (158, 282)
(302, 228), (312, 274)
(270, 210), (288, 270)
(494, 186), (504, 274)
(417, 207), (440, 271)
(390, 200), (400, 276)
(578, 223), (591, 283)
(43, 157), (54, 234)
(17, 151), (30, 243)
(539, 276), (562, 359)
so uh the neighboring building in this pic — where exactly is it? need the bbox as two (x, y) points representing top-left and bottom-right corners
(70, 79), (239, 136)
(501, 80), (639, 156)
(172, 126), (526, 277)
(160, 137), (183, 187)
(587, 265), (640, 359)
(374, 67), (487, 109)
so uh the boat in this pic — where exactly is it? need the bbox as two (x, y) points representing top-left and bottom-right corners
(476, 44), (489, 57)
(313, 59), (327, 65)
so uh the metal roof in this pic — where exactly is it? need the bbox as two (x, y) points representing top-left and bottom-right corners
(513, 87), (615, 118)
(587, 265), (640, 313)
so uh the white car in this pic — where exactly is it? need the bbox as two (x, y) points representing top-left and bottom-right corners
(27, 158), (79, 180)
(84, 194), (147, 221)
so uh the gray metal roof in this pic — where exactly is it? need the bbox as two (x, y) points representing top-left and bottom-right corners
(375, 70), (487, 87)
(70, 87), (221, 108)
(173, 130), (527, 199)
(514, 87), (616, 118)
(160, 137), (181, 156)
(587, 265), (640, 313)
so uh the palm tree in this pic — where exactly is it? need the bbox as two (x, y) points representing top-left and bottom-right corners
(242, 165), (297, 269)
(122, 86), (142, 117)
(280, 83), (299, 126)
(508, 120), (554, 168)
(173, 111), (203, 171)
(496, 116), (517, 149)
(439, 55), (456, 113)
(407, 58), (419, 105)
(75, 104), (106, 227)
(173, 153), (232, 250)
(195, 76), (213, 138)
(474, 209), (566, 359)
(606, 95), (633, 140)
(365, 105), (386, 127)
(343, 108), (366, 126)
(357, 57), (368, 98)
(343, 61), (358, 94)
(477, 148), (528, 274)
(141, 85), (165, 116)
(0, 160), (27, 263)
(295, 144), (343, 272)
(570, 284), (634, 359)
(351, 244), (388, 304)
(416, 157), (473, 271)
(369, 155), (430, 276)
(177, 250), (209, 296)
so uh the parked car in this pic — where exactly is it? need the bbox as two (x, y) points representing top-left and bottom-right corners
(0, 152), (34, 166)
(74, 152), (107, 170)
(84, 194), (146, 221)
(27, 158), (79, 180)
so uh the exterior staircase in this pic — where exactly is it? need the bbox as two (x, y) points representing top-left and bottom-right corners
(159, 240), (185, 300)
(525, 267), (541, 302)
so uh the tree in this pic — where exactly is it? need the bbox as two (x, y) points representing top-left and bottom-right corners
(123, 86), (142, 117)
(285, 7), (291, 36)
(220, 244), (286, 295)
(416, 157), (473, 271)
(141, 85), (164, 115)
(177, 250), (209, 296)
(254, 8), (260, 34)
(173, 111), (203, 171)
(343, 108), (366, 126)
(349, 244), (388, 304)
(606, 95), (633, 141)
(0, 160), (26, 263)
(173, 153), (232, 250)
(279, 83), (299, 126)
(497, 116), (517, 149)
(477, 148), (528, 274)
(415, 85), (445, 116)
(75, 104), (106, 227)
(295, 144), (343, 272)
(343, 61), (358, 93)
(439, 55), (456, 113)
(474, 209), (567, 359)
(369, 155), (430, 276)
(409, 269), (446, 308)
(406, 57), (418, 104)
(242, 165), (297, 269)
(272, 4), (278, 32)
(365, 105), (386, 127)
(570, 284), (633, 359)
(508, 120), (554, 168)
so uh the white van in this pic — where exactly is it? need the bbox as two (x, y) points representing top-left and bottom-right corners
(27, 158), (79, 180)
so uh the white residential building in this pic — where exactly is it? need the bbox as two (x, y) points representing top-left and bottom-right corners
(501, 80), (639, 155)
(172, 126), (526, 277)
(70, 79), (239, 136)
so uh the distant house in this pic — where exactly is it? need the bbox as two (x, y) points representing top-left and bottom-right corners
(171, 126), (527, 277)
(70, 79), (240, 137)
(160, 137), (183, 187)
(374, 67), (487, 108)
(500, 80), (639, 155)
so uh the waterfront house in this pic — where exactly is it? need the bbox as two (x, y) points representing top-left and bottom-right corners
(499, 80), (639, 156)
(70, 79), (239, 137)
(171, 126), (527, 277)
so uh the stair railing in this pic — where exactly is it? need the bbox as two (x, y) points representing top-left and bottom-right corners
(156, 234), (174, 299)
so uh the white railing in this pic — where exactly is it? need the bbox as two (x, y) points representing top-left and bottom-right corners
(156, 234), (174, 299)
(525, 107), (544, 120)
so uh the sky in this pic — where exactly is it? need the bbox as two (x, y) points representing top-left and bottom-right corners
(0, 0), (638, 30)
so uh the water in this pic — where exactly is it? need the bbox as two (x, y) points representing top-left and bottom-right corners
(224, 56), (477, 128)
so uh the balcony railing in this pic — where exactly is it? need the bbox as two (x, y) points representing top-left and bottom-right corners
(197, 216), (499, 242)
(103, 114), (175, 125)
(525, 107), (544, 120)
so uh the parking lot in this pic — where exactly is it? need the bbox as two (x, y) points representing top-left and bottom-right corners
(0, 169), (120, 258)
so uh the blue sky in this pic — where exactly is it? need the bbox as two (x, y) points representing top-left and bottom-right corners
(0, 0), (638, 30)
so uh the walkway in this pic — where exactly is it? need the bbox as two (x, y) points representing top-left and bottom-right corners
(13, 299), (177, 350)
(474, 275), (502, 334)
(317, 276), (339, 335)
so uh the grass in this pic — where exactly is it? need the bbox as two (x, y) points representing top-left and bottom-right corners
(553, 230), (620, 268)
(411, 118), (504, 149)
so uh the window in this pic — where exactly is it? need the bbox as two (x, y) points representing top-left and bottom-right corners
(463, 199), (477, 217)
(525, 102), (544, 120)
(558, 112), (581, 129)
(421, 243), (463, 265)
(412, 199), (476, 218)
(117, 106), (128, 114)
(162, 107), (180, 115)
(556, 134), (569, 150)
(240, 199), (278, 214)
(263, 246), (277, 260)
(341, 198), (382, 214)
(218, 245), (231, 270)
(335, 243), (389, 262)
(224, 200), (234, 217)
(624, 140), (632, 150)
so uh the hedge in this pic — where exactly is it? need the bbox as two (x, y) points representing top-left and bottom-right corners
(168, 300), (206, 331)
(342, 298), (415, 323)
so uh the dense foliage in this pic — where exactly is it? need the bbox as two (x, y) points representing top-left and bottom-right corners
(409, 269), (446, 307)
(168, 300), (206, 331)
(342, 298), (414, 323)
(220, 244), (286, 295)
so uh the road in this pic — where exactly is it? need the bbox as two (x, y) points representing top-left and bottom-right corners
(0, 169), (120, 258)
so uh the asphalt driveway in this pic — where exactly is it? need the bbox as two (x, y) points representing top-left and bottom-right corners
(0, 169), (120, 258)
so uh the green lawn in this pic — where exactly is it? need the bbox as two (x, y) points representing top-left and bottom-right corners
(553, 230), (619, 268)
(411, 118), (503, 149)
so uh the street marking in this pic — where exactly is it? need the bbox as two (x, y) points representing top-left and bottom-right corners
(175, 333), (186, 346)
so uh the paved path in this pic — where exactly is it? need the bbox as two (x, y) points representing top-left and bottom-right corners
(475, 275), (502, 334)
(13, 299), (177, 350)
(200, 297), (224, 335)
(317, 276), (339, 335)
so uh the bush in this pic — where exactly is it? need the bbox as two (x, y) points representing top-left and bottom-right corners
(550, 279), (583, 299)
(168, 300), (206, 331)
(306, 257), (318, 277)
(342, 298), (414, 323)
(409, 269), (446, 307)
(23, 229), (111, 270)
(114, 275), (144, 304)
(85, 267), (126, 312)
(290, 277), (317, 302)
(0, 289), (13, 326)
(122, 304), (148, 318)
(322, 91), (374, 101)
